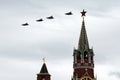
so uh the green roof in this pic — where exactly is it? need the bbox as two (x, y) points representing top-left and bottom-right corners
(78, 19), (89, 53)
(39, 63), (49, 74)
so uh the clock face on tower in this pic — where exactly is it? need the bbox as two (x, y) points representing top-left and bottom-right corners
(80, 76), (92, 80)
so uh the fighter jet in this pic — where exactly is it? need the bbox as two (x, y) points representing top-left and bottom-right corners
(36, 18), (43, 22)
(46, 16), (54, 19)
(65, 11), (73, 15)
(22, 23), (29, 26)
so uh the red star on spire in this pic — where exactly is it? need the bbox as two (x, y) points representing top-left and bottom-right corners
(81, 9), (87, 17)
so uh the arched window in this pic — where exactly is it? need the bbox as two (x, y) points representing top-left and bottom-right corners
(84, 51), (88, 59)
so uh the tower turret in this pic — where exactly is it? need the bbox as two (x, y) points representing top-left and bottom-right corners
(73, 10), (95, 80)
(37, 58), (51, 80)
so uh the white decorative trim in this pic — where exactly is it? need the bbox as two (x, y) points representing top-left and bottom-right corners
(74, 66), (94, 69)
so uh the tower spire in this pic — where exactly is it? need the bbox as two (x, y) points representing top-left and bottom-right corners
(39, 58), (49, 74)
(37, 59), (51, 80)
(78, 9), (89, 52)
(73, 10), (95, 80)
(40, 62), (49, 74)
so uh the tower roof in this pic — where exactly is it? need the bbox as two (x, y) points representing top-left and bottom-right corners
(78, 10), (89, 52)
(39, 63), (49, 74)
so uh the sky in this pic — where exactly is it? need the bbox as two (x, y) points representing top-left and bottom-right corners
(0, 0), (120, 80)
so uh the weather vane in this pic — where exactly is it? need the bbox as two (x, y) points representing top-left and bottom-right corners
(43, 57), (45, 63)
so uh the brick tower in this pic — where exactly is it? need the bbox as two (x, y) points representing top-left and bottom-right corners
(37, 59), (51, 80)
(72, 10), (96, 80)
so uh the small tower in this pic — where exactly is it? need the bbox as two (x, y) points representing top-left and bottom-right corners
(72, 10), (95, 80)
(37, 58), (51, 80)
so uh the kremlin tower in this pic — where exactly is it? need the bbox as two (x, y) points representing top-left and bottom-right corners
(72, 10), (96, 80)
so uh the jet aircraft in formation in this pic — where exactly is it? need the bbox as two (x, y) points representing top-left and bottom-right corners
(22, 11), (73, 26)
(46, 16), (54, 19)
(22, 23), (29, 26)
(65, 11), (73, 15)
(36, 18), (43, 22)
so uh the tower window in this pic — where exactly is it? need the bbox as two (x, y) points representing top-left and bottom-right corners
(84, 51), (88, 59)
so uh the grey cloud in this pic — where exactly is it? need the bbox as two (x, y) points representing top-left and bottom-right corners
(0, 40), (73, 61)
(1, 0), (120, 80)
(1, 0), (120, 16)
(109, 72), (120, 78)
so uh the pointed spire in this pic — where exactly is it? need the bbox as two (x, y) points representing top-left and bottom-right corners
(78, 10), (89, 52)
(39, 58), (49, 74)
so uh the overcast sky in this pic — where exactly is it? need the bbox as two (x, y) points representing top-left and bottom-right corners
(0, 0), (120, 80)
